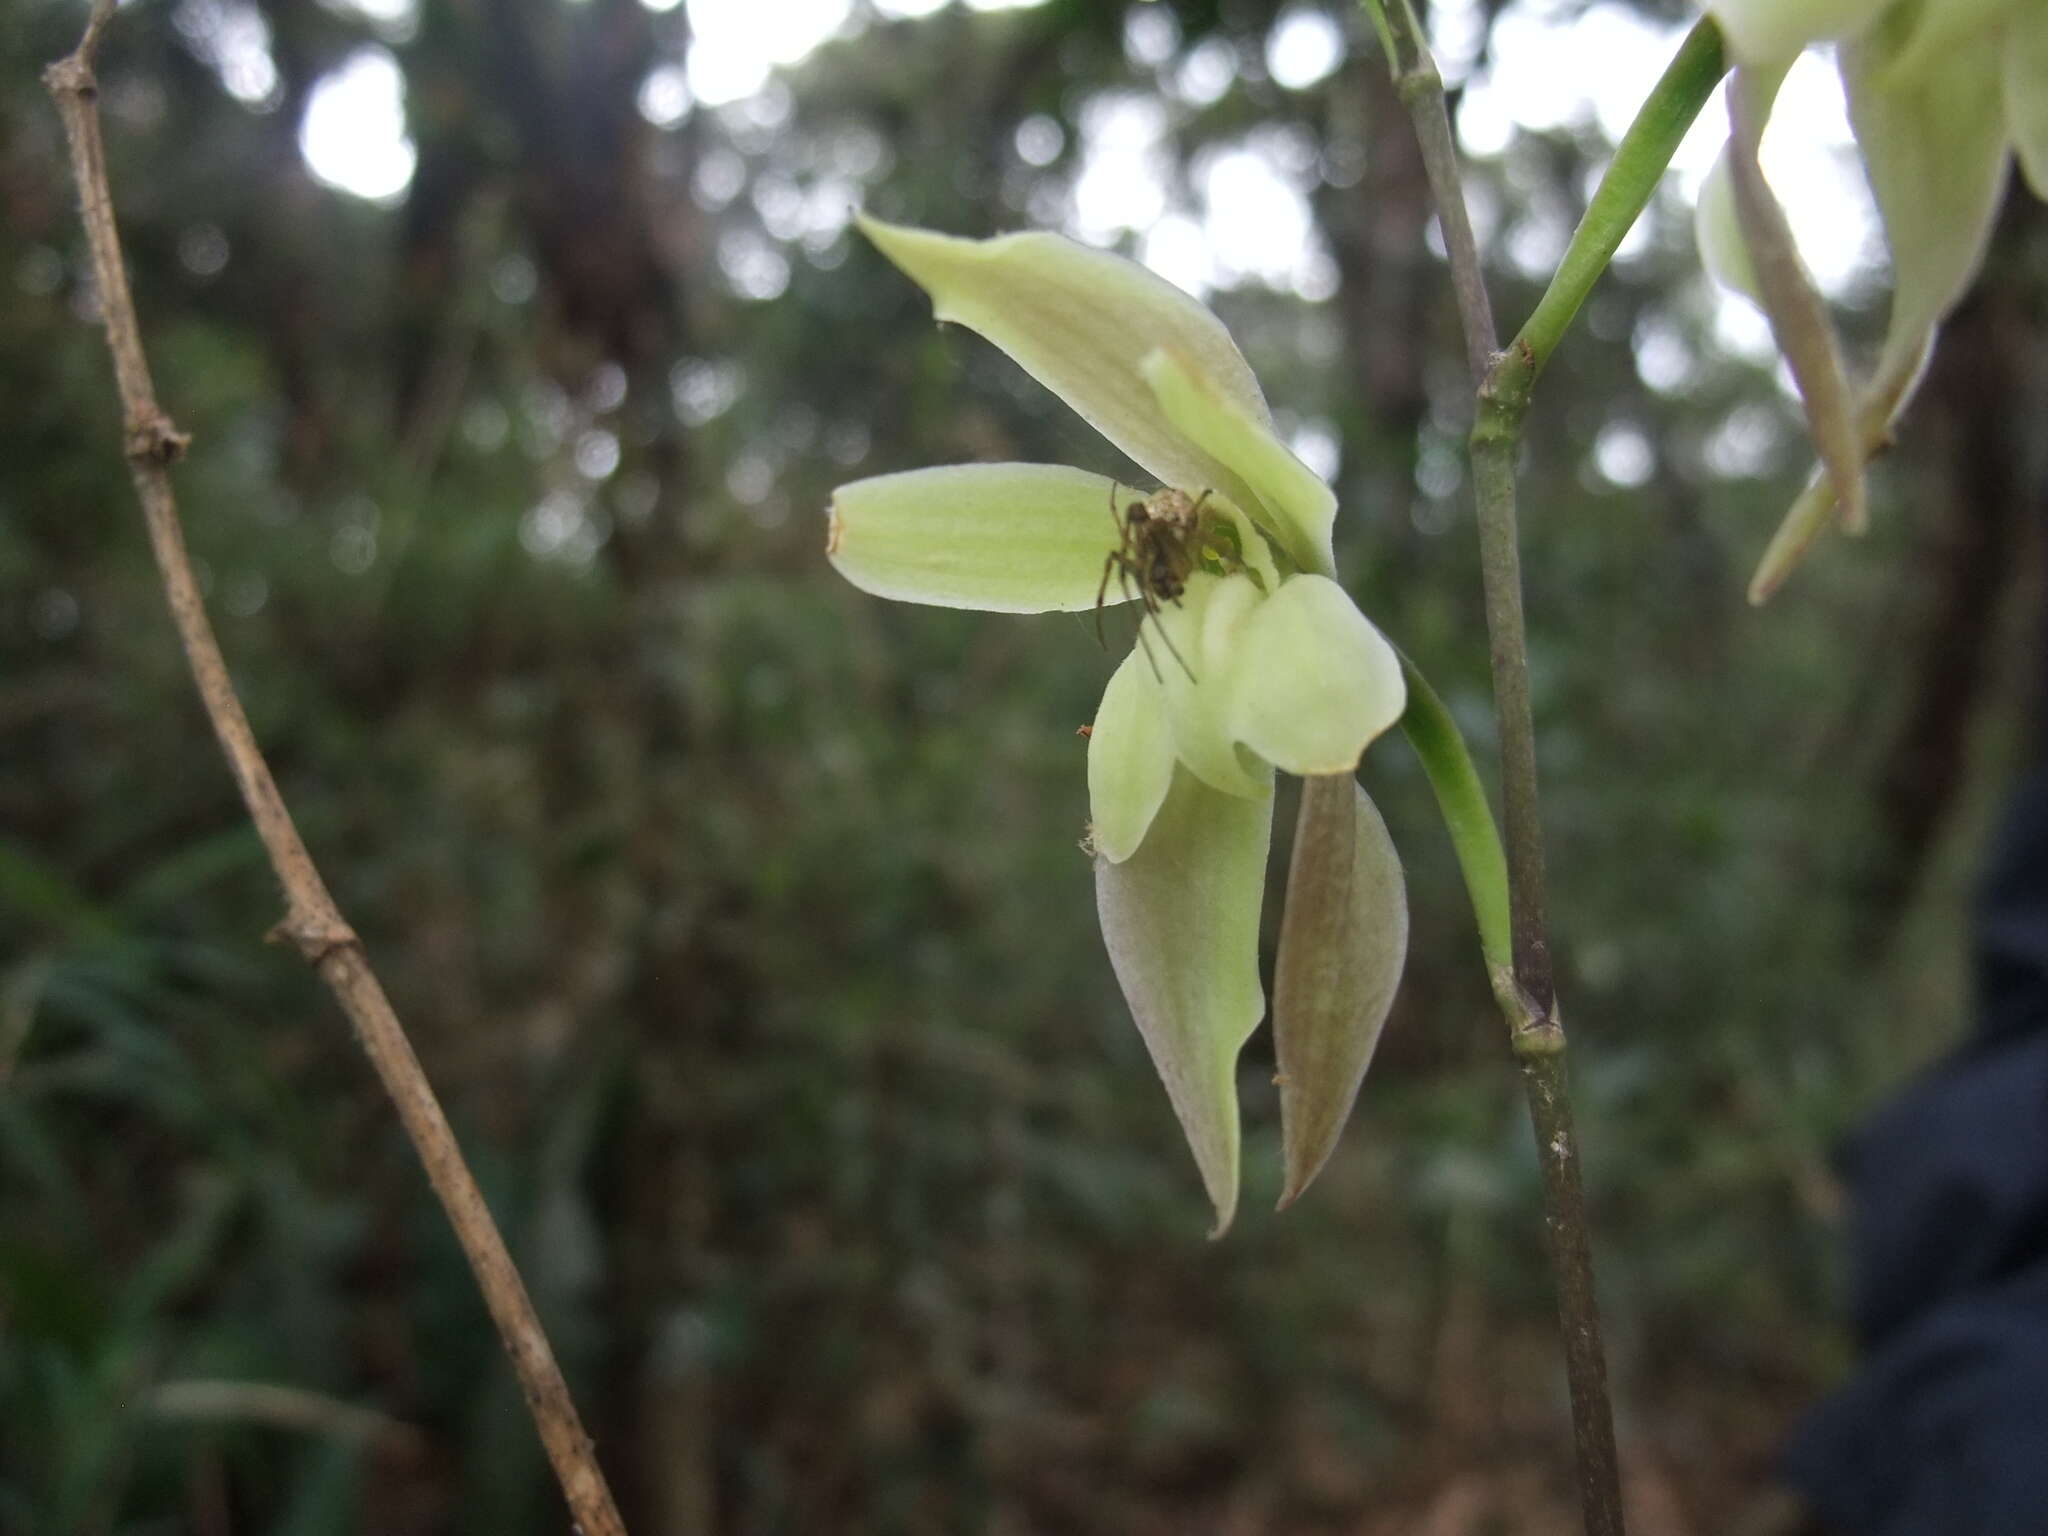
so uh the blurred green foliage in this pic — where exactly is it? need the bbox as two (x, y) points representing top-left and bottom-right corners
(3, 0), (2044, 1530)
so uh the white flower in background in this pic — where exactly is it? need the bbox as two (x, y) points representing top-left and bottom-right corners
(1698, 0), (2048, 599)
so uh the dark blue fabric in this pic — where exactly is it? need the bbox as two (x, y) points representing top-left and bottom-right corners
(1977, 766), (2048, 1050)
(1783, 766), (2048, 1534)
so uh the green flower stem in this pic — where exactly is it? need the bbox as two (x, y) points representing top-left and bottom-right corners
(1502, 17), (1729, 403)
(1394, 654), (1511, 975)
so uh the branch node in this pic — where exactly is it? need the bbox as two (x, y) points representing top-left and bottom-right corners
(126, 413), (191, 467)
(1490, 963), (1555, 1040)
(1511, 1014), (1568, 1059)
(42, 58), (96, 99)
(266, 910), (361, 966)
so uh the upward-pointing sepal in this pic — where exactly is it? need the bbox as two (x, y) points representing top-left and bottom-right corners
(855, 214), (1281, 531)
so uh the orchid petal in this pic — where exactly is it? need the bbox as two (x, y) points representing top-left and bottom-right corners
(1088, 648), (1176, 865)
(1882, 0), (2018, 81)
(1748, 377), (1917, 603)
(2009, 4), (2048, 199)
(1706, 0), (1890, 67)
(1752, 13), (2012, 600)
(1141, 347), (1337, 577)
(1845, 13), (2010, 412)
(1274, 776), (1408, 1209)
(827, 463), (1128, 613)
(1096, 765), (1274, 1235)
(856, 216), (1279, 524)
(1227, 576), (1406, 778)
(1722, 65), (1866, 531)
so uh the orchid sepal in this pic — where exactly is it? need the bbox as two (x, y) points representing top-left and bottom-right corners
(1095, 766), (1274, 1236)
(1274, 776), (1408, 1209)
(854, 214), (1279, 528)
(828, 462), (1135, 613)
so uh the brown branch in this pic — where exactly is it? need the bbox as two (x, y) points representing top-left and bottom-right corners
(44, 9), (629, 1534)
(147, 1379), (429, 1456)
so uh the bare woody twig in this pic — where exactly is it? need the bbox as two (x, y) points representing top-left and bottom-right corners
(44, 9), (628, 1533)
(147, 1379), (428, 1455)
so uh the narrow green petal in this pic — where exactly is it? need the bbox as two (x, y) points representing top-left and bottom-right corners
(1273, 775), (1407, 1209)
(828, 463), (1127, 613)
(1707, 0), (1890, 66)
(2009, 6), (2048, 199)
(1722, 65), (1866, 532)
(857, 215), (1276, 519)
(1141, 348), (1337, 577)
(1844, 17), (2010, 408)
(1095, 765), (1274, 1236)
(1226, 576), (1405, 777)
(1151, 573), (1274, 800)
(1088, 648), (1175, 865)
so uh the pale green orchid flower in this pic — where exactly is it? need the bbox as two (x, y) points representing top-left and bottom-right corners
(827, 217), (1409, 1233)
(1698, 0), (2048, 600)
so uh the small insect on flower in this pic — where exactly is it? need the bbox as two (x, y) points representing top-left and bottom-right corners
(1095, 485), (1243, 681)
